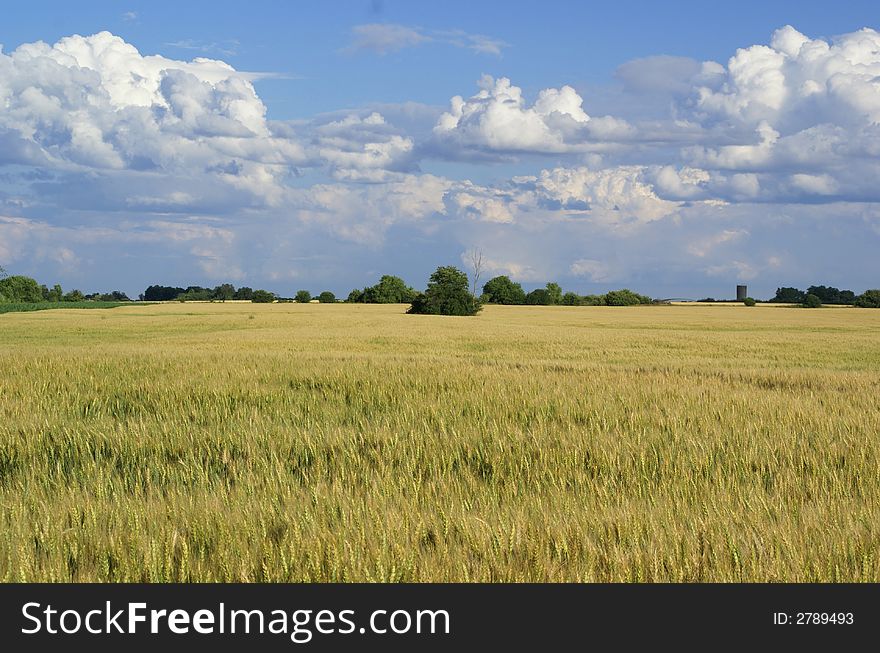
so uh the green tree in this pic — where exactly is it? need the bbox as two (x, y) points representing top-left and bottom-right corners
(481, 276), (526, 305)
(317, 291), (336, 303)
(346, 289), (365, 303)
(233, 287), (254, 301)
(771, 287), (806, 303)
(604, 289), (652, 306)
(63, 289), (85, 302)
(854, 289), (880, 308)
(213, 284), (235, 301)
(294, 290), (312, 303)
(252, 290), (275, 303)
(408, 266), (481, 316)
(743, 297), (757, 307)
(545, 282), (563, 305)
(561, 291), (582, 306)
(0, 275), (44, 303)
(363, 275), (416, 303)
(802, 293), (822, 308)
(525, 288), (551, 305)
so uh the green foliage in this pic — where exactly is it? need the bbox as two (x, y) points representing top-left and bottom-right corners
(363, 275), (416, 304)
(63, 290), (85, 302)
(802, 294), (822, 308)
(481, 276), (526, 305)
(807, 285), (855, 305)
(743, 297), (757, 307)
(233, 287), (254, 301)
(213, 284), (235, 301)
(0, 276), (44, 303)
(604, 289), (652, 306)
(772, 287), (806, 303)
(525, 288), (551, 305)
(408, 266), (481, 316)
(252, 290), (275, 303)
(346, 289), (364, 303)
(581, 294), (606, 306)
(0, 302), (142, 315)
(545, 282), (563, 306)
(854, 289), (880, 308)
(317, 291), (336, 303)
(294, 290), (312, 304)
(561, 292), (582, 306)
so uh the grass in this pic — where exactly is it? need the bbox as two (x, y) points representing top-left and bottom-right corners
(0, 301), (151, 315)
(0, 302), (878, 582)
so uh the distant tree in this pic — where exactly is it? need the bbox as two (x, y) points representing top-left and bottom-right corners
(213, 283), (235, 301)
(0, 265), (6, 279)
(805, 285), (856, 305)
(408, 266), (481, 316)
(63, 289), (85, 302)
(101, 291), (130, 302)
(802, 293), (822, 308)
(252, 289), (275, 303)
(317, 291), (336, 303)
(743, 297), (757, 307)
(525, 288), (551, 305)
(771, 287), (806, 303)
(233, 287), (254, 301)
(604, 289), (652, 306)
(346, 289), (365, 303)
(144, 285), (185, 301)
(0, 275), (44, 303)
(363, 275), (416, 304)
(545, 282), (563, 306)
(50, 284), (63, 302)
(561, 291), (582, 306)
(294, 290), (312, 303)
(854, 289), (880, 308)
(481, 276), (526, 305)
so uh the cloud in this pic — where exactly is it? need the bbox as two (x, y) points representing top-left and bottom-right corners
(4, 28), (880, 298)
(432, 76), (636, 156)
(0, 31), (306, 206)
(569, 258), (611, 282)
(345, 23), (508, 56)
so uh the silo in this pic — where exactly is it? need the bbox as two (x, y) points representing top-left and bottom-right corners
(736, 285), (748, 301)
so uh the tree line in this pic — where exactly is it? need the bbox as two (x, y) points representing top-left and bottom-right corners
(3, 264), (878, 314)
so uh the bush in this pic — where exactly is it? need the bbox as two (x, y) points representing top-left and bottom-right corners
(363, 276), (416, 304)
(407, 266), (481, 316)
(854, 289), (880, 308)
(743, 297), (756, 307)
(604, 289), (652, 306)
(802, 294), (822, 308)
(561, 291), (581, 306)
(0, 275), (43, 303)
(294, 290), (312, 303)
(346, 289), (364, 303)
(317, 291), (336, 303)
(481, 276), (526, 305)
(525, 288), (551, 305)
(252, 290), (275, 303)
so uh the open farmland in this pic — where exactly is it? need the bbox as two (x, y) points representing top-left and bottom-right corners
(1, 302), (878, 582)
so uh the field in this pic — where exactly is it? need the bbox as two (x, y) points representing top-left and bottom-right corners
(0, 301), (142, 315)
(1, 302), (878, 582)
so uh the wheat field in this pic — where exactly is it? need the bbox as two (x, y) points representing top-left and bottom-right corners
(0, 302), (878, 582)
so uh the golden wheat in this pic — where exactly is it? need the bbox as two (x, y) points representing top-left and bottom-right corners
(0, 302), (878, 581)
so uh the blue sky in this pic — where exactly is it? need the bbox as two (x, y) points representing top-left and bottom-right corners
(1, 1), (879, 298)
